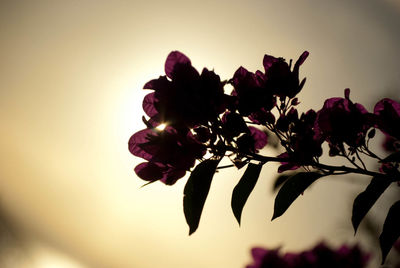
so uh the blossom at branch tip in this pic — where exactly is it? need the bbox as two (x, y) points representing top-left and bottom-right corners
(231, 67), (275, 116)
(314, 88), (371, 154)
(374, 98), (400, 152)
(143, 51), (228, 128)
(263, 51), (309, 98)
(230, 51), (308, 121)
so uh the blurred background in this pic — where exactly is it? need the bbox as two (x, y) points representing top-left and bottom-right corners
(1, 0), (400, 267)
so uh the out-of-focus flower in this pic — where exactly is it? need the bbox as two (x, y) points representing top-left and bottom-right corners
(143, 51), (227, 127)
(374, 98), (400, 152)
(128, 126), (205, 185)
(314, 89), (371, 154)
(246, 242), (370, 268)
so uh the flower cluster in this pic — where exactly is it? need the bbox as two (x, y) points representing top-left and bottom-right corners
(129, 50), (400, 264)
(246, 242), (370, 268)
(129, 127), (206, 184)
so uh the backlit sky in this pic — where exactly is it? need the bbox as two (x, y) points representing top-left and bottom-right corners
(1, 1), (400, 267)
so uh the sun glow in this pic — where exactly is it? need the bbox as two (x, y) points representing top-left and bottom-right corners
(156, 123), (167, 131)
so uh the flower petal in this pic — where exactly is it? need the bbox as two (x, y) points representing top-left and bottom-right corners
(263, 54), (279, 73)
(165, 51), (191, 79)
(249, 126), (268, 150)
(143, 92), (158, 117)
(128, 129), (153, 160)
(134, 162), (163, 181)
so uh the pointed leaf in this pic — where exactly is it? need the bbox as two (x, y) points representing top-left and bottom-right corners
(380, 200), (400, 264)
(352, 176), (392, 233)
(272, 172), (324, 220)
(231, 163), (263, 225)
(183, 159), (220, 235)
(381, 151), (400, 163)
(272, 172), (297, 192)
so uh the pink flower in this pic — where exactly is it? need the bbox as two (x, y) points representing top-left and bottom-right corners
(143, 51), (227, 128)
(246, 242), (370, 268)
(128, 127), (206, 185)
(314, 89), (371, 154)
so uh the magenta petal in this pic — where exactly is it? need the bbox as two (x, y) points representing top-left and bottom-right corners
(249, 126), (268, 149)
(143, 76), (170, 90)
(232, 66), (250, 86)
(354, 103), (368, 114)
(251, 247), (269, 260)
(128, 129), (153, 160)
(263, 54), (279, 73)
(143, 78), (157, 90)
(278, 162), (300, 173)
(143, 92), (158, 117)
(160, 168), (186, 185)
(165, 51), (191, 79)
(134, 162), (163, 181)
(374, 98), (400, 116)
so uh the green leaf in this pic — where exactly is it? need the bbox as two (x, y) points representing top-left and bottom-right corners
(379, 200), (400, 264)
(381, 151), (400, 163)
(272, 172), (324, 221)
(352, 176), (392, 233)
(183, 159), (220, 235)
(231, 163), (263, 225)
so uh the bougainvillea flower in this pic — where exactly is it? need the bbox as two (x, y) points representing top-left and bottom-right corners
(277, 152), (300, 173)
(236, 127), (268, 154)
(222, 111), (249, 138)
(276, 109), (322, 172)
(246, 242), (370, 268)
(248, 108), (275, 125)
(143, 51), (227, 127)
(134, 162), (186, 185)
(263, 51), (309, 98)
(289, 109), (323, 161)
(374, 98), (400, 141)
(128, 126), (206, 184)
(231, 67), (275, 116)
(246, 248), (287, 268)
(314, 89), (371, 151)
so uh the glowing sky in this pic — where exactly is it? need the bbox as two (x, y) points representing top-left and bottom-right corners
(1, 1), (400, 267)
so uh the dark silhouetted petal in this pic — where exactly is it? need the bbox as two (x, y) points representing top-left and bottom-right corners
(143, 75), (170, 90)
(128, 129), (154, 160)
(134, 162), (163, 181)
(263, 54), (279, 74)
(165, 51), (191, 79)
(249, 126), (268, 150)
(142, 92), (158, 117)
(374, 98), (400, 140)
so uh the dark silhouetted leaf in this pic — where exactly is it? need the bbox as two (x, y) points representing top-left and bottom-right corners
(231, 163), (263, 225)
(272, 172), (324, 220)
(272, 172), (297, 192)
(380, 200), (400, 264)
(381, 151), (400, 163)
(352, 176), (392, 233)
(183, 159), (220, 235)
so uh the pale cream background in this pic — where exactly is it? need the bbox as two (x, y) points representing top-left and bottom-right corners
(1, 1), (400, 267)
